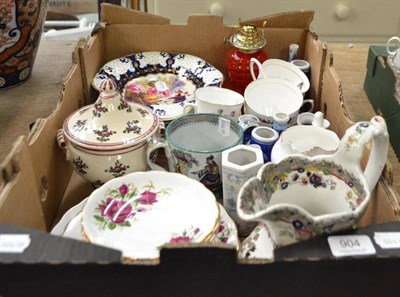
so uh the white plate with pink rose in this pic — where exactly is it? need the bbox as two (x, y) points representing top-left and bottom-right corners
(51, 172), (238, 259)
(77, 171), (237, 260)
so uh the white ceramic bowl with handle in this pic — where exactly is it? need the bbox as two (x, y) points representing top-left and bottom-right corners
(244, 77), (313, 125)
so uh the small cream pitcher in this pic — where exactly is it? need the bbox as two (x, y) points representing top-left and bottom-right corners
(237, 116), (389, 248)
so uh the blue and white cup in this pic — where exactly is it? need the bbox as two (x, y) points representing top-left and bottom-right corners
(250, 126), (279, 163)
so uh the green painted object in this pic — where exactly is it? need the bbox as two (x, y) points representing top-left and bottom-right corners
(364, 45), (400, 161)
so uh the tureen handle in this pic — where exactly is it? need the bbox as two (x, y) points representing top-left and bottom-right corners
(56, 129), (71, 161)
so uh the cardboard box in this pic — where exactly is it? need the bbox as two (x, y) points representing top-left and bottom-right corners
(1, 5), (400, 296)
(364, 45), (400, 161)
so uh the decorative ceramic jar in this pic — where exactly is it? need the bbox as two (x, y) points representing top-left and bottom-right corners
(238, 116), (389, 248)
(226, 24), (268, 95)
(57, 79), (161, 186)
(222, 144), (264, 236)
(0, 0), (48, 88)
(250, 126), (279, 163)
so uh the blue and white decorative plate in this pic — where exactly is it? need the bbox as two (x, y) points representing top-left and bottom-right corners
(93, 52), (224, 121)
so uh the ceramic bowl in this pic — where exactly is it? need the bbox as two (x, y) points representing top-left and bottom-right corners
(80, 171), (221, 260)
(57, 79), (161, 186)
(244, 77), (313, 125)
(92, 52), (224, 121)
(270, 125), (340, 163)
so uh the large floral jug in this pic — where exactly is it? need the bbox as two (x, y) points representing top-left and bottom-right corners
(237, 116), (389, 247)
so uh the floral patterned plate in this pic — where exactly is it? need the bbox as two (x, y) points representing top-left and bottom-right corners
(238, 223), (275, 261)
(80, 171), (221, 259)
(92, 52), (224, 121)
(51, 199), (239, 250)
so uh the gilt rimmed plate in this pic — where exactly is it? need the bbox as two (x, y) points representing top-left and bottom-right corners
(51, 199), (239, 250)
(92, 52), (224, 121)
(81, 171), (221, 259)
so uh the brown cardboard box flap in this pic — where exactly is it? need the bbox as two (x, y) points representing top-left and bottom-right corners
(240, 10), (315, 29)
(100, 3), (170, 25)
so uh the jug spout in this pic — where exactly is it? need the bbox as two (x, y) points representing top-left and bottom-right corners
(335, 116), (389, 192)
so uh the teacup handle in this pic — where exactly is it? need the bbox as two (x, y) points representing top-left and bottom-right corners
(146, 137), (173, 172)
(299, 99), (314, 113)
(250, 58), (267, 81)
(386, 36), (400, 55)
(183, 102), (197, 115)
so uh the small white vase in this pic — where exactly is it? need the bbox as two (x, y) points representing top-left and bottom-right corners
(222, 144), (264, 236)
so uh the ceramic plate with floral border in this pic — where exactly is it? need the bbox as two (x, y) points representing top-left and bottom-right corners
(51, 199), (239, 250)
(92, 52), (224, 121)
(80, 171), (221, 260)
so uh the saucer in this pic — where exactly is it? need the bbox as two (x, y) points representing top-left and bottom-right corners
(239, 223), (275, 261)
(51, 199), (239, 251)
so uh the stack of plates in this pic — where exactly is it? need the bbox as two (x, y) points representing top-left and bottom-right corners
(51, 171), (238, 260)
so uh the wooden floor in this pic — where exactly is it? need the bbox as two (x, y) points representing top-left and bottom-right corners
(0, 40), (398, 197)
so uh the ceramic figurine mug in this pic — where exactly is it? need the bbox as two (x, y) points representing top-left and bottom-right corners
(147, 113), (243, 201)
(0, 0), (48, 88)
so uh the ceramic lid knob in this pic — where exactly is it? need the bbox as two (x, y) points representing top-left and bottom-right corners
(100, 79), (118, 97)
(312, 111), (325, 127)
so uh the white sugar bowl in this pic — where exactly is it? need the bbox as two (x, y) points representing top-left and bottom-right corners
(57, 79), (161, 186)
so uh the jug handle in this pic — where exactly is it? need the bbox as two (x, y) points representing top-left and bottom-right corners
(146, 137), (173, 172)
(337, 116), (389, 192)
(363, 117), (390, 192)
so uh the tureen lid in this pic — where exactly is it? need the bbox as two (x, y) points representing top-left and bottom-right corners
(63, 79), (159, 150)
(229, 24), (266, 53)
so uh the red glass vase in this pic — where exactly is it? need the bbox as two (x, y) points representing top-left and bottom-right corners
(227, 48), (268, 95)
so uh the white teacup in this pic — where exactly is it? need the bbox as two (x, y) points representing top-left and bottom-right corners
(183, 87), (244, 119)
(244, 77), (314, 125)
(147, 113), (243, 201)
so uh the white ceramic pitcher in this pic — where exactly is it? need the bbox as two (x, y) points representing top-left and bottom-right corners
(237, 116), (389, 247)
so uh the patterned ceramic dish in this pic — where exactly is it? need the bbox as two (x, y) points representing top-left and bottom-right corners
(80, 171), (221, 259)
(92, 52), (224, 121)
(51, 198), (239, 250)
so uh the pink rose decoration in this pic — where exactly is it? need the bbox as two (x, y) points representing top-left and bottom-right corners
(99, 197), (133, 225)
(126, 83), (145, 94)
(119, 184), (129, 195)
(159, 89), (171, 98)
(146, 87), (158, 96)
(218, 225), (225, 233)
(169, 236), (192, 244)
(138, 190), (158, 205)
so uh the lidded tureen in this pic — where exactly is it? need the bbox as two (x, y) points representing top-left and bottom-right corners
(57, 78), (161, 186)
